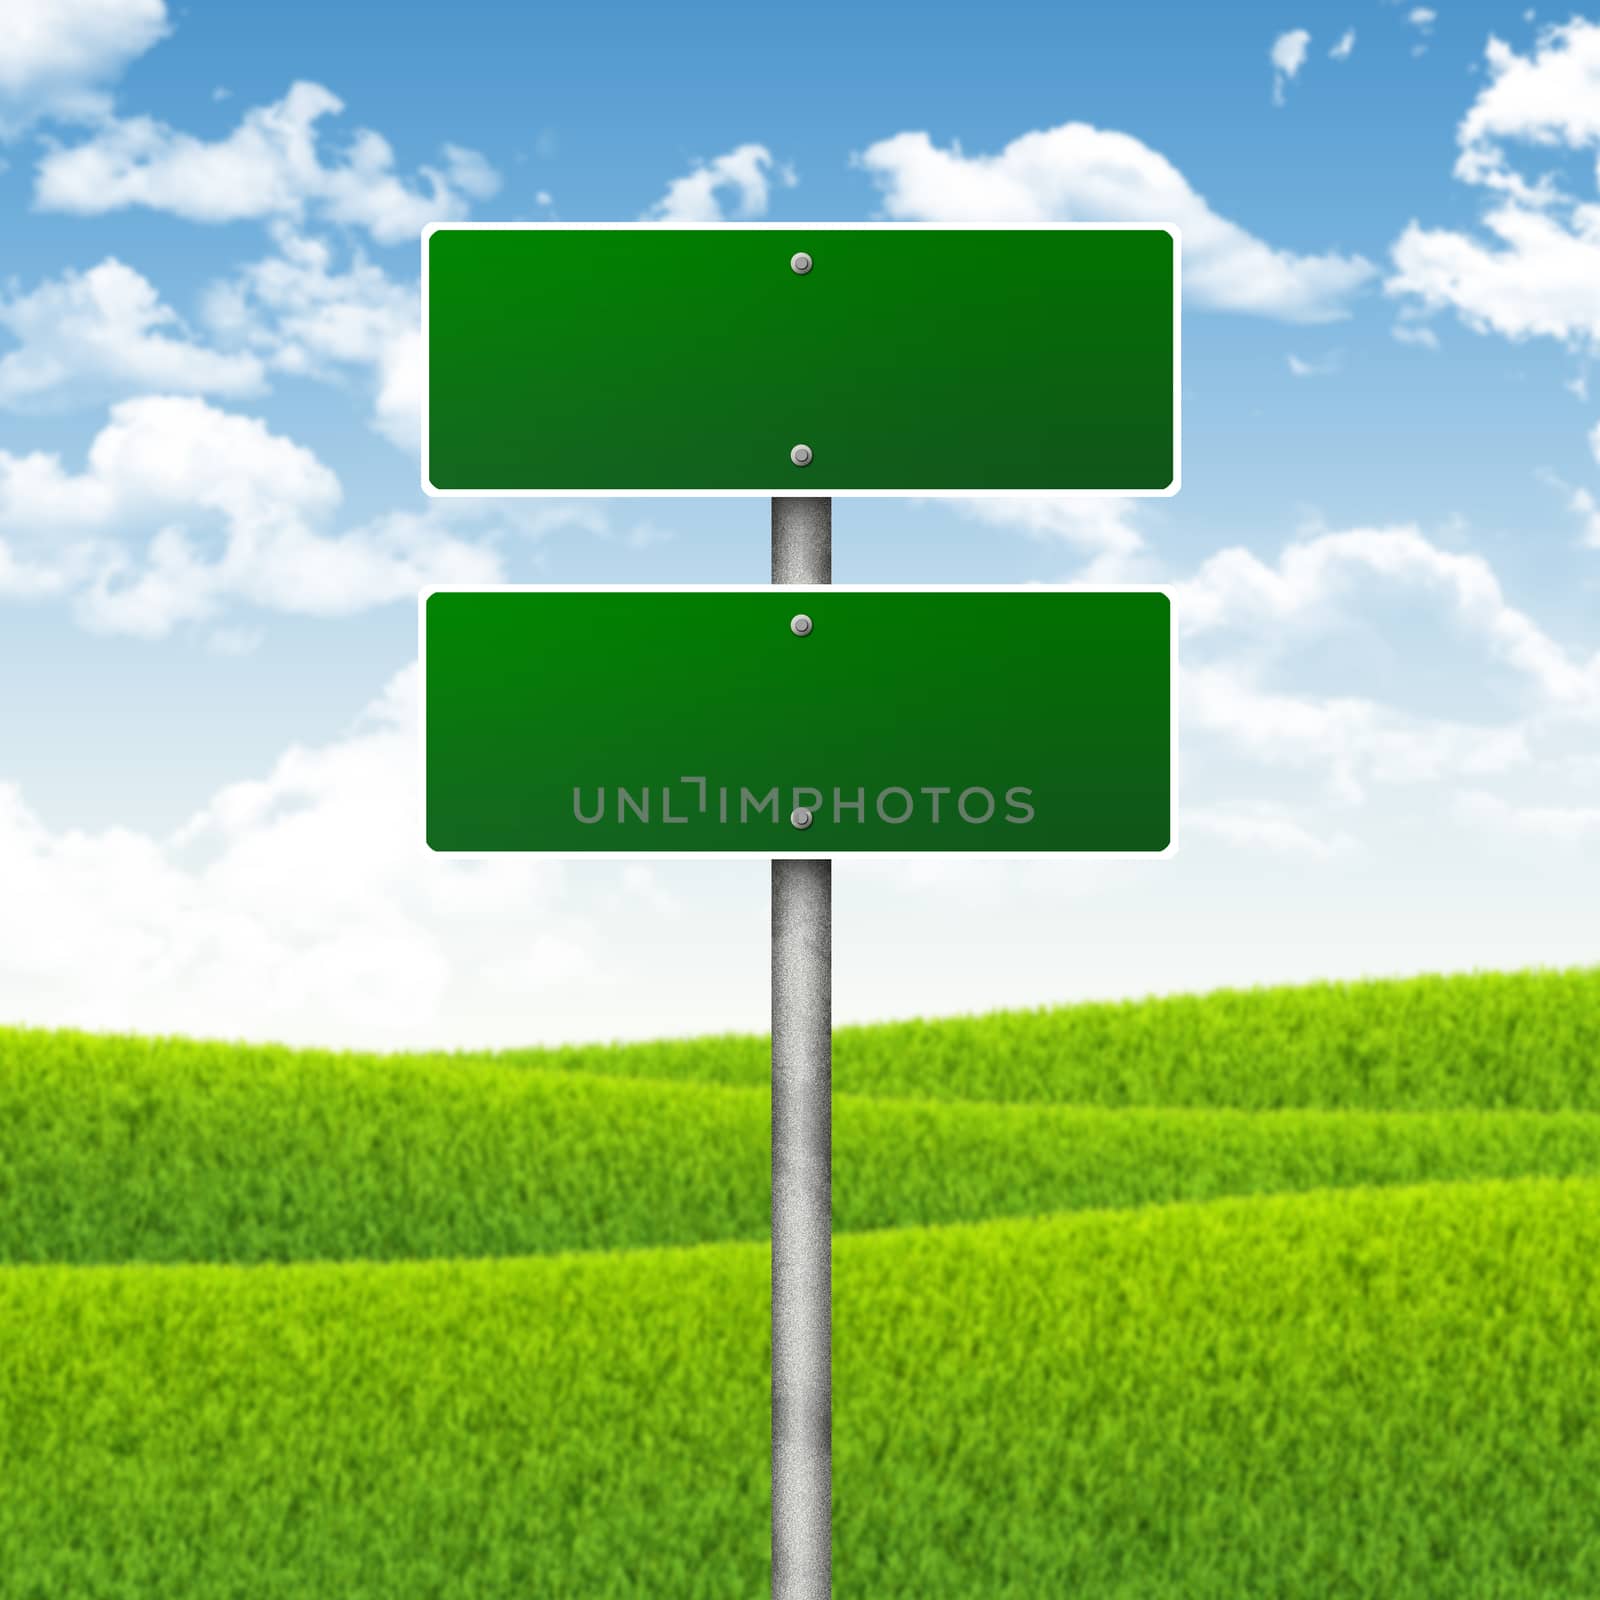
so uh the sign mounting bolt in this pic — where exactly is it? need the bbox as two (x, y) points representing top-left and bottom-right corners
(790, 443), (813, 468)
(790, 614), (813, 637)
(790, 807), (814, 830)
(790, 251), (812, 275)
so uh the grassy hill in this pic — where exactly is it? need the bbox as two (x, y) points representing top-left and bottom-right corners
(1, 965), (1598, 1596)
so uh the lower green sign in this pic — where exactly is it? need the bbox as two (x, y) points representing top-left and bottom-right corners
(423, 588), (1174, 856)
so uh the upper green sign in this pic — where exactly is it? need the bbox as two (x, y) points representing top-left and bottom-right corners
(423, 588), (1174, 857)
(422, 225), (1179, 496)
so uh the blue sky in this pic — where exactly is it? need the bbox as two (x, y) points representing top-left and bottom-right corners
(1, 0), (1598, 1048)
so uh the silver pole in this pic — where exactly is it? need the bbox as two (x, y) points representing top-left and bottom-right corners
(771, 495), (832, 1600)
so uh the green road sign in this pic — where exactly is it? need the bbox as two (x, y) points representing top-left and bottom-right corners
(422, 224), (1179, 496)
(422, 587), (1174, 856)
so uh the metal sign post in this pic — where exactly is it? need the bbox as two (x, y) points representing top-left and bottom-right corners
(770, 495), (833, 1600)
(420, 221), (1181, 1600)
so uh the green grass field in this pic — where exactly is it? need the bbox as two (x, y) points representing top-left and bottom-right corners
(2, 965), (1598, 1596)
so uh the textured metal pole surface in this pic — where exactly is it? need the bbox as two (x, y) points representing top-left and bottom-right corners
(771, 495), (832, 1600)
(771, 496), (832, 585)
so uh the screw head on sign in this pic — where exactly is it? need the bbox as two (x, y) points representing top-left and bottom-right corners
(790, 251), (813, 275)
(790, 614), (813, 637)
(790, 807), (813, 830)
(790, 443), (813, 468)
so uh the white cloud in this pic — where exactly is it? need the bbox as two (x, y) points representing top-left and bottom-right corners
(1456, 21), (1600, 191)
(1408, 8), (1437, 32)
(618, 863), (682, 920)
(906, 495), (1157, 586)
(1561, 484), (1600, 548)
(1185, 663), (1529, 805)
(372, 328), (422, 451)
(618, 520), (675, 551)
(1184, 805), (1358, 857)
(1535, 466), (1600, 546)
(929, 493), (1144, 552)
(483, 934), (605, 994)
(1387, 22), (1600, 349)
(1391, 320), (1440, 348)
(641, 143), (797, 221)
(0, 664), (633, 1046)
(34, 81), (500, 244)
(9, 393), (338, 520)
(1390, 204), (1600, 344)
(0, 0), (167, 136)
(0, 258), (266, 411)
(1287, 351), (1341, 376)
(438, 143), (499, 203)
(202, 225), (419, 449)
(1330, 29), (1357, 61)
(1271, 29), (1312, 105)
(1454, 789), (1600, 839)
(1178, 523), (1600, 709)
(0, 395), (501, 633)
(852, 123), (1374, 322)
(207, 624), (262, 656)
(1170, 521), (1600, 810)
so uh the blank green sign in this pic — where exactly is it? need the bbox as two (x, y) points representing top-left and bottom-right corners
(424, 590), (1172, 855)
(423, 226), (1177, 494)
